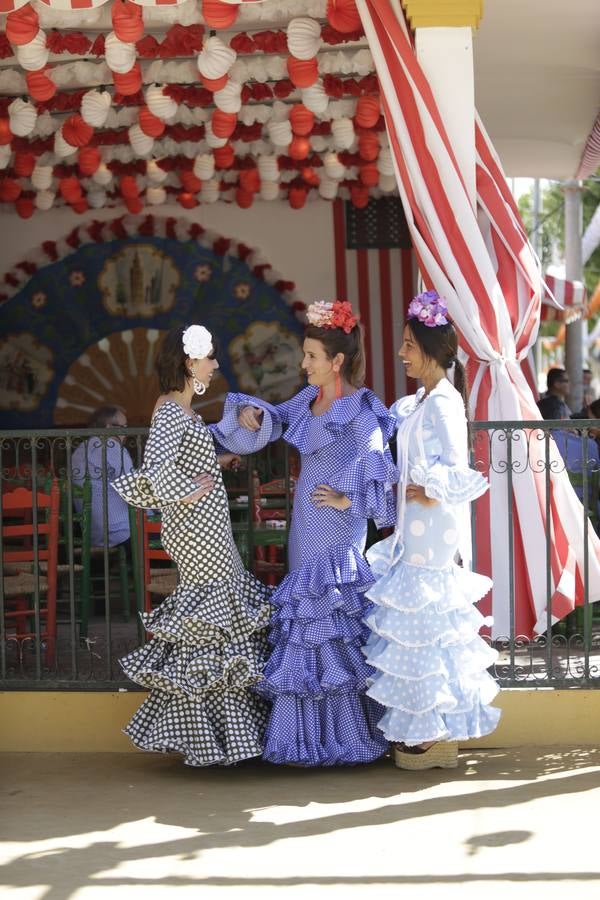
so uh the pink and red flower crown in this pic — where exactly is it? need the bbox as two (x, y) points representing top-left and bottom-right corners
(306, 300), (359, 334)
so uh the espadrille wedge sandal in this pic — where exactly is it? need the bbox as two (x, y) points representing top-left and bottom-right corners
(393, 742), (458, 770)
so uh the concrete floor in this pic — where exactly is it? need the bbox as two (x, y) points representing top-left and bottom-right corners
(1, 748), (599, 900)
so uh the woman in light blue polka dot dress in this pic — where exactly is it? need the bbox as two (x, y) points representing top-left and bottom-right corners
(213, 302), (397, 766)
(364, 292), (501, 770)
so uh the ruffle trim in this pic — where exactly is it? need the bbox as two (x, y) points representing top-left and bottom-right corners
(410, 461), (489, 505)
(327, 447), (398, 525)
(211, 392), (283, 455)
(374, 700), (501, 746)
(112, 465), (198, 509)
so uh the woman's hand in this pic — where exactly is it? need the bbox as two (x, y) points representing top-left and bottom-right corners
(406, 484), (438, 507)
(183, 473), (215, 503)
(238, 406), (263, 432)
(217, 452), (242, 471)
(311, 484), (351, 510)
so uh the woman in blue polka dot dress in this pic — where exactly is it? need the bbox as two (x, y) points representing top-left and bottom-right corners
(213, 301), (397, 766)
(364, 292), (501, 770)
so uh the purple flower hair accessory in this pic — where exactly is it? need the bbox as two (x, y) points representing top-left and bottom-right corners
(407, 290), (449, 327)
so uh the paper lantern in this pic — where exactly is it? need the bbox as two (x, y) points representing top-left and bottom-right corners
(0, 178), (21, 203)
(355, 95), (380, 129)
(92, 163), (113, 186)
(287, 56), (319, 89)
(193, 153), (215, 181)
(287, 17), (321, 61)
(138, 106), (165, 138)
(120, 175), (139, 199)
(301, 82), (329, 114)
(78, 146), (101, 177)
(350, 183), (370, 208)
(379, 173), (397, 193)
(113, 64), (142, 96)
(324, 152), (345, 180)
(331, 117), (355, 150)
(124, 196), (142, 214)
(26, 68), (56, 102)
(8, 98), (37, 137)
(202, 0), (239, 29)
(236, 187), (253, 209)
(200, 73), (228, 92)
(6, 5), (39, 47)
(14, 152), (35, 178)
(72, 199), (89, 215)
(0, 119), (13, 146)
(205, 121), (228, 149)
(214, 80), (242, 114)
(81, 89), (112, 128)
(358, 132), (379, 161)
(105, 32), (137, 75)
(302, 167), (320, 187)
(290, 104), (314, 136)
(359, 163), (379, 187)
(214, 144), (235, 168)
(54, 129), (77, 159)
(178, 192), (198, 210)
(146, 186), (166, 206)
(180, 170), (202, 193)
(257, 155), (279, 182)
(289, 136), (310, 161)
(87, 189), (107, 209)
(327, 0), (362, 33)
(59, 176), (82, 204)
(31, 165), (53, 191)
(289, 186), (308, 210)
(145, 85), (177, 121)
(128, 123), (154, 157)
(260, 181), (279, 202)
(239, 168), (260, 194)
(16, 196), (34, 219)
(211, 110), (237, 139)
(35, 190), (55, 211)
(62, 114), (93, 148)
(268, 120), (292, 148)
(0, 145), (10, 170)
(15, 30), (48, 72)
(197, 36), (236, 81)
(112, 0), (144, 44)
(146, 159), (167, 184)
(377, 147), (394, 176)
(201, 179), (220, 203)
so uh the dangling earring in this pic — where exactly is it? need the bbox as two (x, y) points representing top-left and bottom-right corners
(317, 387), (324, 402)
(335, 369), (342, 399)
(193, 377), (206, 396)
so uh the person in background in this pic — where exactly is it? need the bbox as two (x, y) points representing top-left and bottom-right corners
(71, 405), (133, 549)
(538, 368), (571, 420)
(571, 368), (596, 420)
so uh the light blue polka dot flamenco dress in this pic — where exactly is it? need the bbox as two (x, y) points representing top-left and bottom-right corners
(364, 378), (501, 746)
(212, 387), (398, 765)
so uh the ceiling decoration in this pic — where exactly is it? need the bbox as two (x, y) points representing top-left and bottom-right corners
(0, 0), (396, 216)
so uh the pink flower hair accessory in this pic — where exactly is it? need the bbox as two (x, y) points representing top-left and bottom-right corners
(306, 299), (358, 334)
(407, 290), (449, 327)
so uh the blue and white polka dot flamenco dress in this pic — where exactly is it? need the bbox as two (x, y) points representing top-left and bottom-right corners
(364, 378), (501, 746)
(214, 386), (398, 765)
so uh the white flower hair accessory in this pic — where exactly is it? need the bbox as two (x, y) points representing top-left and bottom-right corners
(182, 325), (213, 359)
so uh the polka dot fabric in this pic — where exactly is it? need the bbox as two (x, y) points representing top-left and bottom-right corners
(364, 380), (502, 746)
(214, 387), (398, 765)
(112, 401), (272, 767)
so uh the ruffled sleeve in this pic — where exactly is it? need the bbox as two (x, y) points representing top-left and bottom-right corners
(410, 391), (488, 505)
(209, 391), (283, 455)
(111, 404), (199, 508)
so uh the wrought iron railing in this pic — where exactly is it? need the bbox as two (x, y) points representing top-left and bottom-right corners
(1, 421), (599, 689)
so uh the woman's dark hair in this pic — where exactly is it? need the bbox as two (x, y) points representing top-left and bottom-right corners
(88, 406), (126, 428)
(304, 322), (366, 387)
(155, 325), (217, 394)
(406, 318), (469, 418)
(589, 398), (600, 419)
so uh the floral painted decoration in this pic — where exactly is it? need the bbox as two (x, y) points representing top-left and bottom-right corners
(306, 299), (358, 334)
(194, 264), (212, 283)
(69, 270), (85, 287)
(407, 290), (449, 327)
(182, 324), (213, 359)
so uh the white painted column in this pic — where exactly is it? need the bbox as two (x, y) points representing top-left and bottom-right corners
(564, 179), (584, 412)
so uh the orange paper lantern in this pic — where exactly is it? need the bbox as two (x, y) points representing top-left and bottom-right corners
(301, 167), (320, 187)
(359, 163), (379, 187)
(355, 95), (380, 129)
(350, 183), (370, 208)
(180, 170), (202, 193)
(358, 132), (379, 161)
(287, 56), (319, 89)
(201, 73), (229, 92)
(290, 104), (314, 136)
(0, 178), (21, 203)
(139, 106), (165, 138)
(202, 0), (239, 29)
(113, 63), (142, 97)
(16, 196), (34, 219)
(62, 115), (93, 148)
(78, 146), (101, 177)
(112, 0), (144, 44)
(236, 188), (253, 209)
(72, 199), (89, 214)
(211, 110), (237, 139)
(6, 5), (39, 46)
(26, 68), (56, 102)
(59, 176), (82, 204)
(327, 0), (362, 34)
(120, 175), (139, 199)
(14, 152), (35, 178)
(124, 196), (142, 214)
(289, 186), (308, 210)
(213, 144), (235, 169)
(239, 168), (260, 194)
(177, 192), (198, 209)
(289, 136), (310, 161)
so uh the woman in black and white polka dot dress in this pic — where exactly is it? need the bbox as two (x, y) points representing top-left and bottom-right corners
(112, 325), (272, 767)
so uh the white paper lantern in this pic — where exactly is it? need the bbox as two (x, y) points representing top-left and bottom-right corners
(213, 80), (242, 114)
(200, 179), (220, 203)
(331, 117), (355, 150)
(81, 89), (112, 128)
(257, 155), (280, 182)
(54, 128), (77, 159)
(146, 159), (168, 184)
(197, 36), (237, 81)
(0, 145), (11, 170)
(105, 32), (137, 75)
(146, 186), (166, 206)
(260, 181), (280, 201)
(145, 85), (178, 122)
(92, 163), (113, 186)
(318, 177), (338, 200)
(287, 17), (321, 61)
(301, 82), (329, 115)
(87, 189), (107, 209)
(31, 165), (53, 191)
(379, 173), (397, 193)
(204, 120), (228, 149)
(128, 123), (154, 157)
(193, 153), (215, 181)
(35, 190), (55, 211)
(268, 120), (292, 148)
(15, 31), (49, 72)
(377, 147), (395, 177)
(324, 152), (345, 180)
(8, 98), (37, 138)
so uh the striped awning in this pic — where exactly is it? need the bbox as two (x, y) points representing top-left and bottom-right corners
(541, 274), (587, 322)
(576, 112), (600, 180)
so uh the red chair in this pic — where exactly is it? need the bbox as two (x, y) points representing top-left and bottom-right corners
(2, 481), (60, 665)
(251, 475), (294, 586)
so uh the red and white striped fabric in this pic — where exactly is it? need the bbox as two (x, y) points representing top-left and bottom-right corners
(332, 199), (415, 405)
(542, 274), (587, 321)
(357, 0), (600, 638)
(0, 0), (29, 11)
(576, 112), (600, 180)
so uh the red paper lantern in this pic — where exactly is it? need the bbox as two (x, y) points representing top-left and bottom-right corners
(59, 177), (82, 204)
(113, 63), (142, 97)
(239, 168), (260, 194)
(177, 192), (198, 210)
(202, 0), (239, 29)
(6, 5), (39, 46)
(359, 163), (379, 187)
(201, 73), (229, 92)
(236, 188), (254, 209)
(120, 175), (139, 199)
(287, 56), (319, 89)
(290, 104), (314, 136)
(358, 132), (379, 161)
(302, 167), (320, 187)
(289, 186), (307, 210)
(180, 170), (202, 193)
(211, 110), (237, 139)
(350, 183), (370, 208)
(14, 152), (35, 178)
(78, 146), (101, 177)
(124, 196), (142, 214)
(16, 196), (34, 219)
(355, 95), (380, 129)
(112, 0), (144, 44)
(326, 0), (362, 34)
(138, 106), (165, 138)
(26, 68), (56, 102)
(0, 178), (21, 203)
(62, 115), (94, 148)
(0, 118), (12, 146)
(72, 199), (89, 215)
(213, 144), (235, 169)
(289, 136), (310, 161)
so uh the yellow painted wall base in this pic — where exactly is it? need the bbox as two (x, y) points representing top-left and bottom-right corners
(2, 689), (600, 753)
